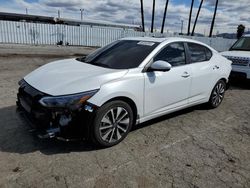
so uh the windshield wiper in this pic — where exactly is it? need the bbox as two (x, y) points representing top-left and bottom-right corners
(230, 48), (250, 51)
(91, 62), (111, 68)
(76, 56), (86, 62)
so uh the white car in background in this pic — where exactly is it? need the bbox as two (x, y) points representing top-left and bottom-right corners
(17, 37), (232, 147)
(221, 35), (250, 79)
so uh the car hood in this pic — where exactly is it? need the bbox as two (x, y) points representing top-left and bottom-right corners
(220, 50), (250, 58)
(24, 58), (128, 96)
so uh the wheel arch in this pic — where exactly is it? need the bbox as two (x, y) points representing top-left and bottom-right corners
(220, 77), (227, 83)
(218, 77), (229, 90)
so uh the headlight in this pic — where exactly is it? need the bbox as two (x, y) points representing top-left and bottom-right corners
(39, 89), (99, 109)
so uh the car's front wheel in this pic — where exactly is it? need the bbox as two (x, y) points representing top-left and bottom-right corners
(91, 100), (134, 147)
(208, 80), (226, 108)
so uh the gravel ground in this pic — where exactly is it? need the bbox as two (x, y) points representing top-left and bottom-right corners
(0, 55), (250, 188)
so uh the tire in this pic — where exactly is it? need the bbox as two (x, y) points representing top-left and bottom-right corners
(208, 80), (226, 108)
(91, 100), (134, 147)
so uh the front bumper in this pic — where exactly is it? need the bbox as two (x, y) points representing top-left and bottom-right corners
(231, 65), (250, 79)
(16, 80), (97, 140)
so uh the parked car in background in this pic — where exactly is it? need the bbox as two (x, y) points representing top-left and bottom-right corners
(221, 35), (250, 79)
(17, 37), (232, 147)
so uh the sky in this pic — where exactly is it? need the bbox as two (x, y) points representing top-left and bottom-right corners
(0, 0), (249, 35)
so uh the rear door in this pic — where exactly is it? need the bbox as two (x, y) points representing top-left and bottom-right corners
(186, 42), (217, 103)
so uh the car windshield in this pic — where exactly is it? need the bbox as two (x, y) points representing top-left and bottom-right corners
(230, 37), (250, 51)
(77, 40), (159, 69)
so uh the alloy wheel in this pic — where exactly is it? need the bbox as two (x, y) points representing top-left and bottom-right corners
(211, 82), (225, 107)
(99, 107), (130, 143)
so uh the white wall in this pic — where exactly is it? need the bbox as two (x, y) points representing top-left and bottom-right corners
(0, 20), (236, 52)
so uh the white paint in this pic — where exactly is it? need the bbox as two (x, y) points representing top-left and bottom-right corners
(23, 37), (232, 125)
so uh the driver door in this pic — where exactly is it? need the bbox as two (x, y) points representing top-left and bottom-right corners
(143, 42), (192, 116)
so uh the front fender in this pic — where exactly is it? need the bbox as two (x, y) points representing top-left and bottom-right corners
(88, 71), (144, 118)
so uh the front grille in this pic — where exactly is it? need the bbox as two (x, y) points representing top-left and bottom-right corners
(226, 56), (250, 66)
(17, 80), (52, 127)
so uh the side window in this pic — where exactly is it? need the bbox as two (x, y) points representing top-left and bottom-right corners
(188, 43), (208, 63)
(205, 47), (212, 61)
(154, 43), (186, 67)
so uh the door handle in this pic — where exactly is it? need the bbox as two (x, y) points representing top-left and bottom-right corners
(181, 72), (190, 78)
(213, 65), (220, 70)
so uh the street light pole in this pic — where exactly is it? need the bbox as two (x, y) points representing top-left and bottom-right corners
(181, 20), (184, 34)
(80, 9), (84, 21)
(58, 10), (60, 18)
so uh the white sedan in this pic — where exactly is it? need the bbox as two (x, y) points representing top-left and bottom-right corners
(17, 37), (232, 147)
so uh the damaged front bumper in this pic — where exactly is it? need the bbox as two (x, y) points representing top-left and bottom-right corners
(16, 80), (98, 141)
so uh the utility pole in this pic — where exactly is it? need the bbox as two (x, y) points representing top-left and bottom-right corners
(25, 8), (28, 15)
(181, 20), (184, 34)
(161, 0), (169, 33)
(80, 9), (84, 21)
(58, 10), (60, 18)
(151, 0), (155, 33)
(191, 0), (203, 36)
(209, 0), (219, 37)
(187, 0), (194, 35)
(140, 0), (145, 32)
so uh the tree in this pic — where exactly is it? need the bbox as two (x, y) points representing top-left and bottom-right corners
(187, 0), (194, 35)
(161, 0), (169, 33)
(191, 0), (203, 36)
(209, 0), (218, 37)
(151, 0), (155, 33)
(237, 24), (245, 39)
(140, 0), (145, 32)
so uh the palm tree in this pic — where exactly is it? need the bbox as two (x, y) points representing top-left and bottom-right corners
(140, 0), (145, 32)
(209, 0), (219, 37)
(191, 0), (203, 36)
(151, 0), (155, 33)
(161, 0), (169, 33)
(187, 0), (194, 35)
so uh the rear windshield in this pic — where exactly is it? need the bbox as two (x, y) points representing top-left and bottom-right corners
(77, 40), (159, 69)
(230, 37), (250, 51)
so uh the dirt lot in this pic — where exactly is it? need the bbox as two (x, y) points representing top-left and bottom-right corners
(0, 55), (250, 188)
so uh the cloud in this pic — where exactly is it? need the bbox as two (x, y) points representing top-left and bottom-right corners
(0, 0), (249, 34)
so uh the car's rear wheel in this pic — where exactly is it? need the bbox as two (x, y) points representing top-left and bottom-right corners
(91, 100), (134, 147)
(208, 80), (226, 108)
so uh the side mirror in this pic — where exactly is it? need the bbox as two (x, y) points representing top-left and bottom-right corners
(148, 60), (172, 72)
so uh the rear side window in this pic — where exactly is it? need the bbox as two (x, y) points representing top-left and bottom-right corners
(205, 48), (212, 60)
(187, 43), (212, 63)
(154, 42), (186, 67)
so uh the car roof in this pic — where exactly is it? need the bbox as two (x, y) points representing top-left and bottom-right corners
(121, 36), (204, 43)
(120, 36), (217, 52)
